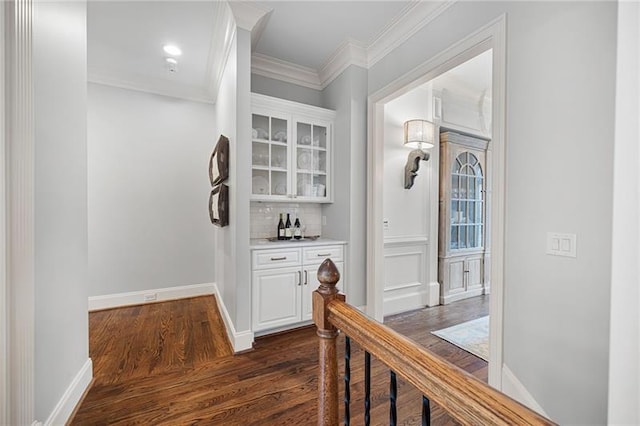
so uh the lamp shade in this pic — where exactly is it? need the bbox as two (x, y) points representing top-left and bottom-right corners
(403, 119), (435, 149)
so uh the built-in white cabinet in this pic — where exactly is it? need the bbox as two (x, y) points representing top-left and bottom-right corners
(438, 131), (490, 304)
(252, 243), (345, 332)
(251, 93), (335, 203)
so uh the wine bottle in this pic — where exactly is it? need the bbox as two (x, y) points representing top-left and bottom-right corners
(277, 213), (285, 240)
(293, 217), (302, 240)
(285, 213), (292, 240)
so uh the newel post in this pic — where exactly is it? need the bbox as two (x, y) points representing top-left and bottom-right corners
(313, 258), (345, 426)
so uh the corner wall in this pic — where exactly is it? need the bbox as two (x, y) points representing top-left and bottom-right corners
(321, 65), (368, 307)
(32, 1), (90, 421)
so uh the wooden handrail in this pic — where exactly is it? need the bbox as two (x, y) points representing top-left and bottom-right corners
(313, 258), (556, 426)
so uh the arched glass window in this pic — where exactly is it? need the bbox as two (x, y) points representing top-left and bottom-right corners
(450, 152), (484, 250)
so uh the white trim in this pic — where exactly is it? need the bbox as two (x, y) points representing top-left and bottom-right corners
(250, 1), (456, 90)
(367, 15), (507, 390)
(6, 0), (36, 423)
(206, 1), (235, 102)
(383, 290), (428, 316)
(43, 359), (92, 426)
(502, 365), (549, 418)
(383, 235), (428, 246)
(88, 71), (216, 105)
(227, 1), (271, 33)
(366, 0), (456, 68)
(251, 53), (322, 91)
(212, 283), (254, 352)
(318, 38), (367, 89)
(426, 281), (440, 307)
(0, 1), (7, 423)
(88, 283), (216, 312)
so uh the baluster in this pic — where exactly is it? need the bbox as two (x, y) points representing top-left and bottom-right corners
(422, 395), (431, 426)
(344, 335), (351, 426)
(390, 370), (397, 426)
(364, 351), (371, 426)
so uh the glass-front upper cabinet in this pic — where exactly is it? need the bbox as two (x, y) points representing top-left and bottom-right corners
(450, 152), (484, 250)
(251, 93), (335, 203)
(251, 112), (290, 200)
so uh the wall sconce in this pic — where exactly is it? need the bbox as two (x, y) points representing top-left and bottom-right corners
(403, 119), (434, 189)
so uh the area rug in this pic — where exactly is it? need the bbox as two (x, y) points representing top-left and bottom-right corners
(432, 316), (489, 361)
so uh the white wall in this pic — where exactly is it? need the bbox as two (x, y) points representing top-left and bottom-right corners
(608, 1), (640, 423)
(369, 2), (616, 423)
(214, 26), (253, 342)
(87, 83), (216, 296)
(252, 73), (323, 107)
(321, 65), (368, 307)
(32, 0), (89, 421)
(381, 87), (433, 315)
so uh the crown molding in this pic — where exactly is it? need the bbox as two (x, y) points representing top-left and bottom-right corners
(251, 53), (322, 90)
(318, 38), (367, 88)
(228, 1), (272, 32)
(206, 1), (235, 102)
(88, 68), (216, 104)
(367, 0), (456, 68)
(251, 1), (455, 91)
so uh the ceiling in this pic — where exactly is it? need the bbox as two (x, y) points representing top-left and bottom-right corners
(253, 1), (411, 69)
(88, 1), (416, 101)
(89, 1), (462, 102)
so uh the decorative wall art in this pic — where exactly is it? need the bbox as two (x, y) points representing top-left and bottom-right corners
(209, 135), (230, 227)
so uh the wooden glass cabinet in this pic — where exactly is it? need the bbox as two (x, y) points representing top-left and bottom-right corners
(438, 131), (490, 304)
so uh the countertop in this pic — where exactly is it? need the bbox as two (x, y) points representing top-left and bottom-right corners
(250, 238), (347, 249)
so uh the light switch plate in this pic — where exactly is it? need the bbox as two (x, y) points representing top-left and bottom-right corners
(546, 232), (577, 258)
(383, 218), (390, 230)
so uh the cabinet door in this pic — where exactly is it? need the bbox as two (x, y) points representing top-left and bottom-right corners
(251, 111), (292, 201)
(447, 258), (465, 295)
(465, 256), (483, 290)
(302, 261), (344, 321)
(252, 266), (301, 331)
(293, 118), (331, 202)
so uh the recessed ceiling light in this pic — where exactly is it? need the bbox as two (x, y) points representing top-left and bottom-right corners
(163, 44), (182, 56)
(165, 57), (178, 65)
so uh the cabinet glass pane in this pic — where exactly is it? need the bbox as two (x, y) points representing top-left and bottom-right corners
(252, 114), (269, 140)
(469, 226), (476, 247)
(297, 147), (312, 172)
(297, 122), (312, 145)
(271, 118), (287, 142)
(297, 173), (312, 197)
(252, 142), (269, 167)
(252, 169), (269, 196)
(451, 226), (458, 250)
(459, 226), (467, 249)
(468, 201), (476, 223)
(271, 145), (287, 169)
(313, 151), (327, 173)
(452, 174), (459, 199)
(460, 176), (468, 199)
(312, 125), (327, 148)
(271, 170), (287, 196)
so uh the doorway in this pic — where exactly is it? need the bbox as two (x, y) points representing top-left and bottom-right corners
(366, 17), (506, 388)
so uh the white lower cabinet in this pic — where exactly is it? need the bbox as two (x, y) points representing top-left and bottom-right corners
(252, 244), (345, 332)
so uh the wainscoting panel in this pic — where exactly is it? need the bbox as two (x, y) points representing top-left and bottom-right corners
(383, 238), (429, 316)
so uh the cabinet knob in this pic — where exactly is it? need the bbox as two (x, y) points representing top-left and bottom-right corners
(270, 256), (287, 261)
(317, 253), (331, 257)
(298, 270), (302, 286)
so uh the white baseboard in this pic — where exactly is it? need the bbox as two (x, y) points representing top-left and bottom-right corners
(383, 290), (427, 316)
(426, 281), (440, 306)
(44, 358), (92, 426)
(212, 284), (254, 352)
(88, 283), (216, 311)
(502, 364), (549, 418)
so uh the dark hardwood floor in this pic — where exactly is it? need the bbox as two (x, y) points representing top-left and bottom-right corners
(70, 295), (489, 425)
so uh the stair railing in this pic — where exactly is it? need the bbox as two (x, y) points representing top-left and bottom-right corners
(313, 258), (556, 426)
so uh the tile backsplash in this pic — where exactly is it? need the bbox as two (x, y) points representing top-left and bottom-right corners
(250, 202), (322, 239)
